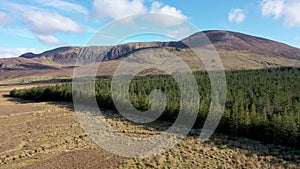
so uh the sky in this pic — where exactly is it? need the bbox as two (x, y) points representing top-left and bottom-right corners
(0, 0), (300, 58)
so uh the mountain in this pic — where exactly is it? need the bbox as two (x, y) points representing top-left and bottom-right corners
(19, 43), (169, 65)
(1, 30), (300, 83)
(18, 30), (300, 64)
(199, 30), (300, 60)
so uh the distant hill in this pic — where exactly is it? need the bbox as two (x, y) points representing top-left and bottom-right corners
(1, 30), (300, 82)
(199, 30), (300, 60)
(18, 30), (300, 63)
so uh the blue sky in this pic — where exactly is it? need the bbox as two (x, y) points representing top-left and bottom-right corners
(0, 0), (300, 58)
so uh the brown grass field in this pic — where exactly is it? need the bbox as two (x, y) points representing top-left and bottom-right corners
(0, 84), (299, 169)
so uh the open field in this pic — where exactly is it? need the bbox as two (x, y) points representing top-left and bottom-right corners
(0, 84), (299, 168)
(0, 86), (300, 168)
(0, 85), (125, 169)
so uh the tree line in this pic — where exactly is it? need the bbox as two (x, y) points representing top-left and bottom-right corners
(10, 67), (300, 148)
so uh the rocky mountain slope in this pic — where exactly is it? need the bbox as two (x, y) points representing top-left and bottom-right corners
(19, 43), (171, 65)
(17, 30), (300, 64)
(1, 30), (300, 82)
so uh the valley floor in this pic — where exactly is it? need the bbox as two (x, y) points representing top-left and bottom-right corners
(0, 85), (299, 169)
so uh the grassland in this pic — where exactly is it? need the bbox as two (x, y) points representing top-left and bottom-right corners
(1, 85), (299, 168)
(0, 85), (125, 169)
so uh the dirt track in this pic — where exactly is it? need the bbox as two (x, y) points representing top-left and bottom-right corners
(0, 85), (299, 169)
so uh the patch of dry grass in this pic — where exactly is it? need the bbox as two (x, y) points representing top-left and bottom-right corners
(0, 85), (299, 169)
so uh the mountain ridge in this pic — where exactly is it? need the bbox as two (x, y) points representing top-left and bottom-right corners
(1, 30), (300, 82)
(17, 30), (300, 65)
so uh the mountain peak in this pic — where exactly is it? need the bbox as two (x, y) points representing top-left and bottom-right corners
(2, 30), (300, 82)
(14, 30), (300, 64)
(186, 30), (300, 60)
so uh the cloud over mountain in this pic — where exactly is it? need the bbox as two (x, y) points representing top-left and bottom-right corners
(92, 0), (188, 26)
(22, 10), (82, 35)
(93, 0), (147, 20)
(228, 8), (246, 24)
(37, 35), (67, 46)
(261, 0), (300, 27)
(0, 47), (39, 58)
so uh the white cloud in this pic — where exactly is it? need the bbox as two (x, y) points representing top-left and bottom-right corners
(261, 0), (300, 27)
(228, 8), (246, 24)
(37, 35), (67, 46)
(261, 0), (285, 19)
(93, 0), (147, 20)
(8, 3), (40, 12)
(167, 27), (192, 39)
(22, 10), (83, 35)
(0, 47), (40, 58)
(7, 3), (83, 46)
(0, 27), (35, 39)
(92, 0), (188, 26)
(0, 11), (12, 25)
(149, 1), (188, 26)
(42, 0), (88, 14)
